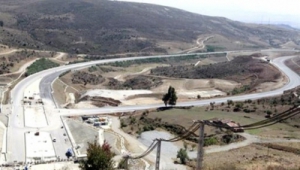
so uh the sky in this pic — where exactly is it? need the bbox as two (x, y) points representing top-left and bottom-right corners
(119, 0), (300, 27)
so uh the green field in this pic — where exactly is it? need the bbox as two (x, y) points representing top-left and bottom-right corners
(149, 107), (260, 127)
(25, 58), (59, 76)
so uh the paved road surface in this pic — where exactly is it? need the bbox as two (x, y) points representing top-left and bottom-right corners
(6, 49), (300, 163)
(63, 55), (300, 116)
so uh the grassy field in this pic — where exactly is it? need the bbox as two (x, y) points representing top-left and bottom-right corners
(146, 106), (300, 137)
(149, 107), (260, 126)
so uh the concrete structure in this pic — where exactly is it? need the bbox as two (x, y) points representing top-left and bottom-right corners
(25, 132), (56, 162)
(68, 93), (75, 104)
(24, 106), (48, 128)
(98, 129), (104, 146)
(23, 78), (41, 100)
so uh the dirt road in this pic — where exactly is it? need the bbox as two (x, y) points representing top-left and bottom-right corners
(181, 36), (214, 54)
(51, 52), (68, 64)
(0, 59), (37, 77)
(0, 49), (19, 56)
(206, 133), (300, 154)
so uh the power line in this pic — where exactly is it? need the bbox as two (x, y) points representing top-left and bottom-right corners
(124, 107), (300, 169)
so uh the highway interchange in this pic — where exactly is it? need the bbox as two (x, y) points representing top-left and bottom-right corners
(5, 49), (300, 163)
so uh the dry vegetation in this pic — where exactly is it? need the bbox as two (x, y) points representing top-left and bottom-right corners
(1, 0), (300, 55)
(121, 108), (245, 146)
(285, 56), (300, 74)
(110, 75), (162, 90)
(119, 92), (300, 169)
(56, 53), (289, 109)
(79, 96), (121, 107)
(151, 55), (282, 94)
(121, 97), (300, 139)
(60, 53), (228, 90)
(71, 71), (105, 85)
(0, 50), (55, 75)
(202, 144), (300, 170)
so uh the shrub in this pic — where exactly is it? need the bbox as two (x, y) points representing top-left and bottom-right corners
(243, 108), (255, 113)
(143, 125), (154, 132)
(266, 110), (273, 115)
(88, 66), (97, 72)
(177, 148), (189, 164)
(120, 120), (127, 128)
(130, 117), (136, 125)
(204, 137), (218, 146)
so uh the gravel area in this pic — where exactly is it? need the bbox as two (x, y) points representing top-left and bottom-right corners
(66, 119), (117, 155)
(104, 131), (120, 154)
(138, 130), (199, 159)
(83, 89), (153, 100)
(66, 119), (99, 154)
(139, 131), (179, 158)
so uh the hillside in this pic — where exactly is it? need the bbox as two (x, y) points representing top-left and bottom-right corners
(150, 55), (282, 94)
(0, 0), (300, 54)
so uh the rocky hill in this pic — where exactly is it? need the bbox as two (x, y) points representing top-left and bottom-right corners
(0, 0), (299, 54)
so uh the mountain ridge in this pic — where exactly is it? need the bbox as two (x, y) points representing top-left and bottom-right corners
(0, 0), (299, 54)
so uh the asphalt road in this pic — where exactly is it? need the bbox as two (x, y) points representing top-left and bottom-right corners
(63, 56), (300, 115)
(6, 49), (300, 163)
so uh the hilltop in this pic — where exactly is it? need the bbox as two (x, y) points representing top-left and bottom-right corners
(0, 0), (300, 54)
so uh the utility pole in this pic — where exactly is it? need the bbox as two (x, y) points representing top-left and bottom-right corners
(124, 155), (129, 170)
(196, 122), (205, 170)
(155, 139), (162, 170)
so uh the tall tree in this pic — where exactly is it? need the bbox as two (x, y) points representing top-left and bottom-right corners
(168, 87), (177, 106)
(162, 86), (177, 106)
(162, 93), (169, 106)
(80, 141), (115, 170)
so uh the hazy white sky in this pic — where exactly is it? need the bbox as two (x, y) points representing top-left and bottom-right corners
(120, 0), (300, 27)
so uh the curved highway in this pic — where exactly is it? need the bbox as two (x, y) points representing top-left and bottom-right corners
(6, 49), (300, 163)
(61, 56), (300, 114)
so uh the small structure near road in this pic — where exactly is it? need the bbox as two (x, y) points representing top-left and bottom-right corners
(208, 118), (244, 132)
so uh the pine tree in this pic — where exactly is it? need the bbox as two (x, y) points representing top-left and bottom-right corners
(168, 87), (177, 106)
(162, 93), (170, 106)
(162, 86), (177, 106)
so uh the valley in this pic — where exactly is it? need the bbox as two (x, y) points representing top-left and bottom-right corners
(0, 0), (300, 170)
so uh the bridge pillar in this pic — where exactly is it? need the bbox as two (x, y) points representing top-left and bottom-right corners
(124, 156), (129, 170)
